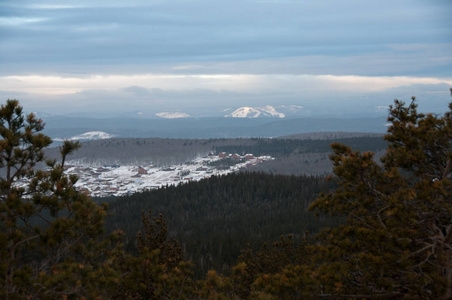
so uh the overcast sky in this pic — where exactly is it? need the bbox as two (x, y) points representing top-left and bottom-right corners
(0, 0), (451, 116)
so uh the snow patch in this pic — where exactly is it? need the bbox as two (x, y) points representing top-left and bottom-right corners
(155, 112), (191, 119)
(260, 105), (285, 118)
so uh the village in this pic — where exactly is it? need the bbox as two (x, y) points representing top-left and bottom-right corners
(58, 152), (274, 197)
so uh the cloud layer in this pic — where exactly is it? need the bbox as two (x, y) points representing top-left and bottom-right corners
(0, 0), (451, 115)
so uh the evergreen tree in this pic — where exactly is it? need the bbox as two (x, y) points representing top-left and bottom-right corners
(306, 98), (452, 299)
(0, 100), (120, 299)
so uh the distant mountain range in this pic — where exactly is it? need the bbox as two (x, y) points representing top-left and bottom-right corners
(42, 114), (388, 140)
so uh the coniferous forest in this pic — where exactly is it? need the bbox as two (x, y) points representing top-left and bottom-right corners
(101, 172), (338, 276)
(1, 98), (451, 299)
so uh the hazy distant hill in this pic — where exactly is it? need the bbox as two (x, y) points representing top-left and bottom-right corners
(42, 115), (388, 140)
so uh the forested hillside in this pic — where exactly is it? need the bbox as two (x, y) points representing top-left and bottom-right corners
(215, 136), (387, 175)
(102, 172), (337, 276)
(43, 134), (387, 175)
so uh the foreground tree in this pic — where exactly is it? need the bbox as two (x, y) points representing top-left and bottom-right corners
(0, 99), (199, 299)
(306, 98), (452, 299)
(0, 100), (120, 299)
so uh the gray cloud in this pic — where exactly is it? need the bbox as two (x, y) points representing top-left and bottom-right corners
(1, 0), (451, 76)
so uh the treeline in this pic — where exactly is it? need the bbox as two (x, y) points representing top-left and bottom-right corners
(214, 136), (387, 157)
(102, 172), (338, 276)
(237, 137), (387, 175)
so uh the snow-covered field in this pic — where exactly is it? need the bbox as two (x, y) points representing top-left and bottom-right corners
(65, 153), (273, 197)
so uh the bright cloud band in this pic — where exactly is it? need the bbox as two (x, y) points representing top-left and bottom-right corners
(2, 74), (451, 96)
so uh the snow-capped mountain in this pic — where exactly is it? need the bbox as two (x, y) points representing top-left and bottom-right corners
(54, 131), (114, 141)
(225, 105), (308, 118)
(225, 106), (285, 118)
(155, 112), (191, 119)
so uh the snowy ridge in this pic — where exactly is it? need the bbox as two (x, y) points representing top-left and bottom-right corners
(156, 112), (191, 119)
(54, 131), (114, 141)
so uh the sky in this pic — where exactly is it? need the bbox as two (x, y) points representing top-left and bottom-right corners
(0, 0), (451, 117)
